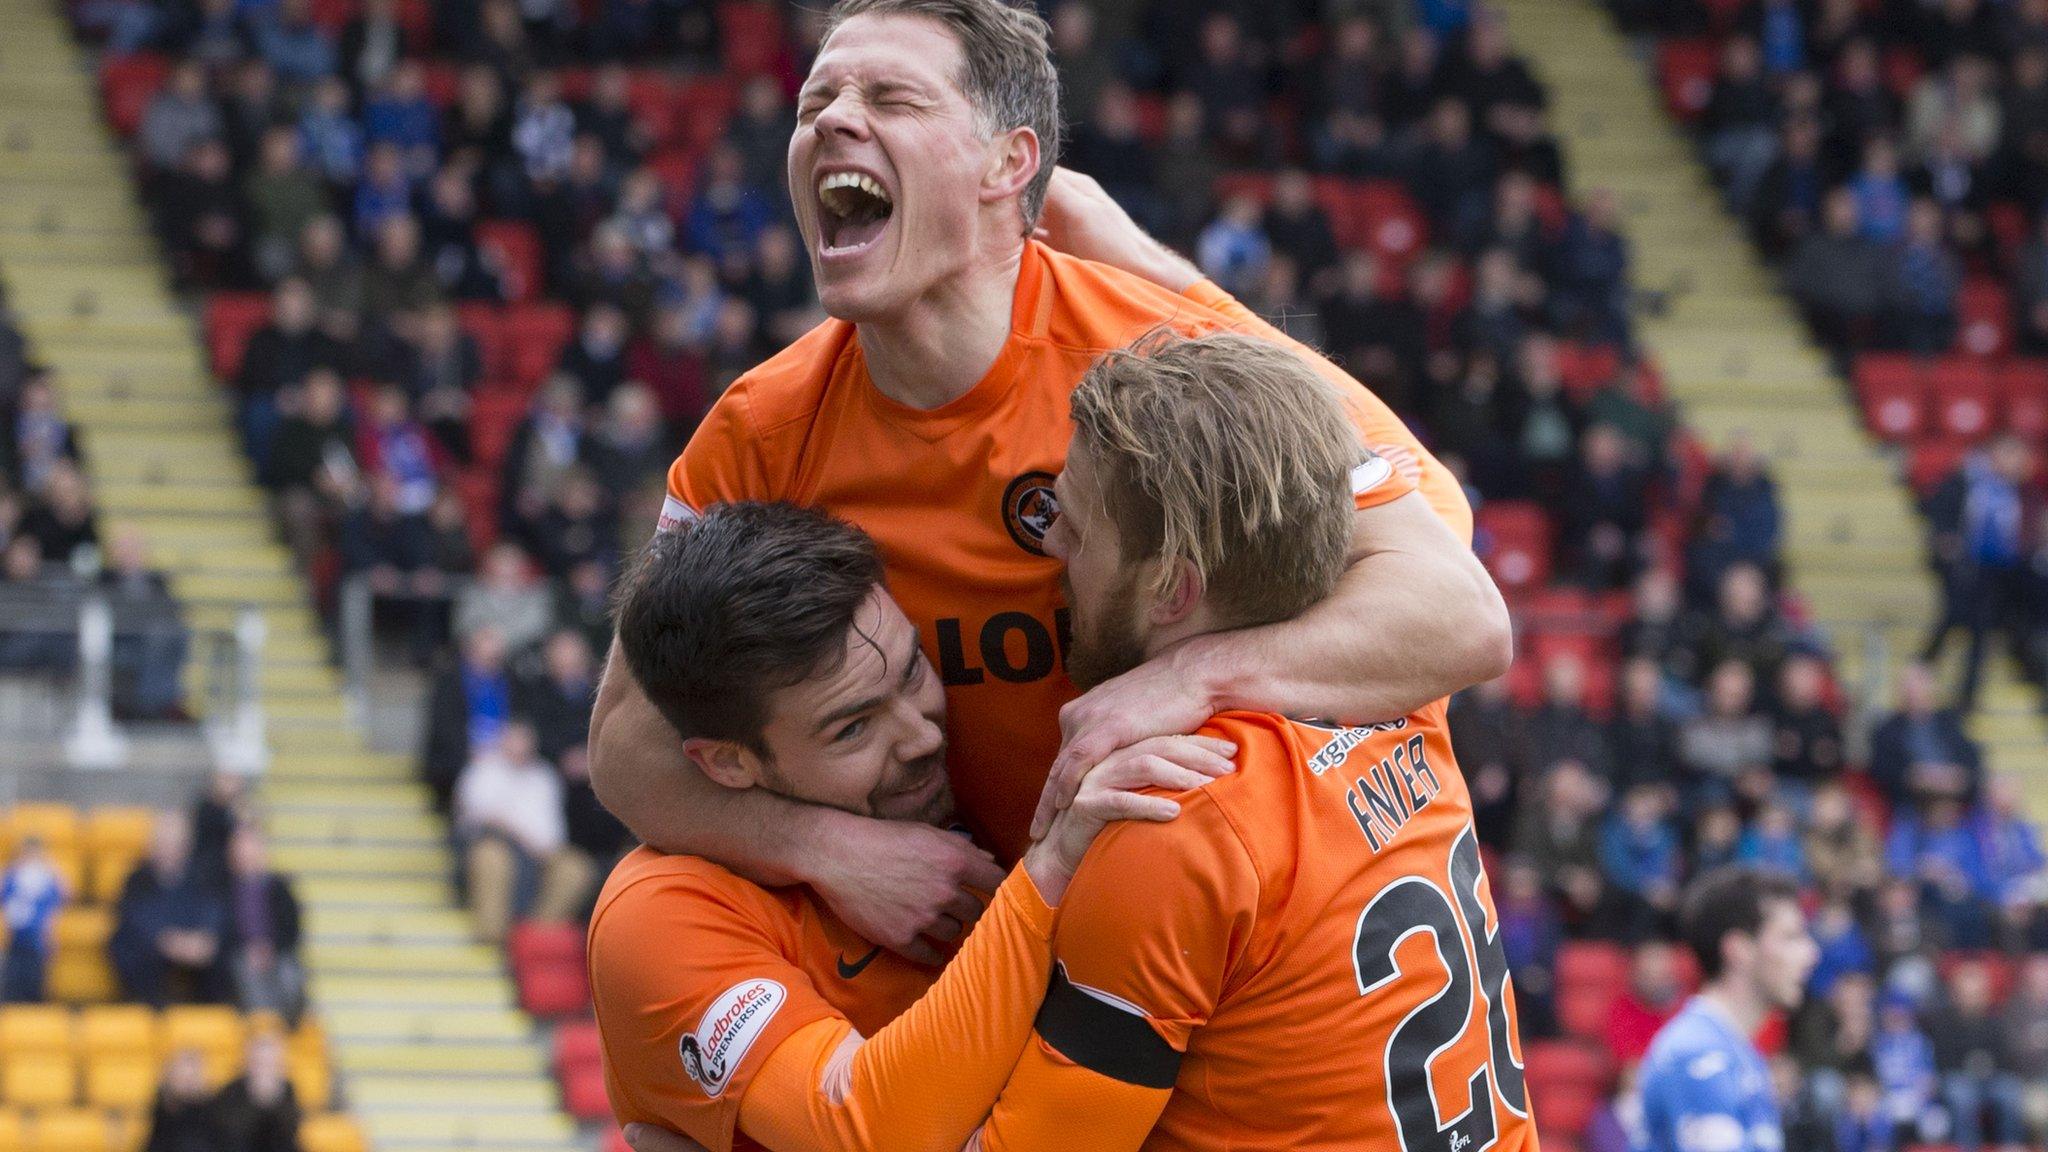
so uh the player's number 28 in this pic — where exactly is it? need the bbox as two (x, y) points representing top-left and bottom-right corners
(1353, 827), (1530, 1152)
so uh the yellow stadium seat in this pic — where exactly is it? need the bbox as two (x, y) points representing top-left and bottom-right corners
(298, 1114), (366, 1152)
(199, 1048), (242, 1089)
(0, 1006), (74, 1057)
(288, 1054), (332, 1112)
(80, 810), (152, 864)
(0, 1106), (23, 1152)
(84, 856), (136, 906)
(287, 1016), (326, 1063)
(159, 1006), (243, 1061)
(45, 954), (118, 1006)
(24, 1109), (110, 1152)
(49, 909), (111, 953)
(81, 1056), (157, 1112)
(44, 854), (83, 901)
(76, 1007), (156, 1060)
(0, 1055), (76, 1109)
(4, 804), (81, 855)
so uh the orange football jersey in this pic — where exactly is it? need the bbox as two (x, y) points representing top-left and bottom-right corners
(661, 241), (1463, 861)
(589, 847), (939, 1152)
(983, 705), (1538, 1152)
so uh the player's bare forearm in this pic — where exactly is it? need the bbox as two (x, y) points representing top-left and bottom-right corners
(1035, 168), (1204, 294)
(1201, 493), (1512, 723)
(590, 639), (812, 884)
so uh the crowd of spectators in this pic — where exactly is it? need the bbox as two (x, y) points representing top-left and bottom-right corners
(0, 315), (190, 720)
(1629, 0), (2048, 714)
(107, 780), (306, 1022)
(144, 1034), (302, 1152)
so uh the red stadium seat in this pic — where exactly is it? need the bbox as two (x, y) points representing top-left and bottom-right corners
(627, 73), (680, 149)
(1523, 1040), (1614, 1095)
(1210, 171), (1274, 207)
(421, 62), (461, 109)
(510, 921), (586, 974)
(554, 1021), (603, 1082)
(1475, 501), (1551, 592)
(476, 219), (544, 303)
(1937, 951), (2018, 1005)
(719, 0), (788, 77)
(99, 53), (170, 139)
(205, 292), (272, 381)
(1655, 40), (1718, 122)
(1928, 357), (1997, 441)
(563, 1062), (612, 1120)
(1853, 354), (1926, 441)
(519, 961), (591, 1018)
(678, 76), (741, 153)
(1956, 280), (2011, 358)
(1697, 0), (1747, 29)
(1556, 342), (1622, 401)
(1882, 46), (1925, 96)
(1909, 438), (1972, 496)
(1531, 1082), (1599, 1139)
(1352, 181), (1429, 266)
(1556, 941), (1630, 993)
(454, 303), (505, 379)
(1555, 986), (1617, 1043)
(1999, 360), (2048, 438)
(1987, 202), (2029, 268)
(502, 301), (576, 386)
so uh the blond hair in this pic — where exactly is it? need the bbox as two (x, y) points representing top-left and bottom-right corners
(1069, 331), (1360, 628)
(824, 0), (1060, 231)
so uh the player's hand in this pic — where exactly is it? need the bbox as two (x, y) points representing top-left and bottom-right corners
(622, 1123), (711, 1152)
(1024, 734), (1236, 904)
(808, 818), (1008, 966)
(1032, 167), (1204, 293)
(1031, 643), (1218, 841)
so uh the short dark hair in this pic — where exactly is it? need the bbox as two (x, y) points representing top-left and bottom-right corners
(614, 503), (884, 754)
(1679, 866), (1802, 981)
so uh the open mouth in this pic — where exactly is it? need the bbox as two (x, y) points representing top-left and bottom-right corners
(816, 170), (894, 257)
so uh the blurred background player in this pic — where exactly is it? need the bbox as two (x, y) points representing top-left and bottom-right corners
(1638, 867), (1818, 1152)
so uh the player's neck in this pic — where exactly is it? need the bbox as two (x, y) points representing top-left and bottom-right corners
(858, 246), (1024, 411)
(1699, 981), (1769, 1040)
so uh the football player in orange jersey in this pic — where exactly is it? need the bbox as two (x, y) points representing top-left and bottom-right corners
(592, 501), (1235, 1152)
(618, 330), (1533, 1152)
(589, 0), (1510, 969)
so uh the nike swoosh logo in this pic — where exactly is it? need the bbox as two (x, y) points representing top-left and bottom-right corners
(837, 946), (882, 980)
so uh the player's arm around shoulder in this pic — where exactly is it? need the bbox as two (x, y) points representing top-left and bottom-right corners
(969, 742), (1263, 1152)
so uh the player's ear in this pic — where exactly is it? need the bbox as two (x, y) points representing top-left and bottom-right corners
(979, 126), (1040, 209)
(1146, 557), (1204, 628)
(682, 738), (758, 790)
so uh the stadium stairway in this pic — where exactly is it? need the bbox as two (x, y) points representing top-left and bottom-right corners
(1496, 0), (2048, 815)
(0, 2), (587, 1148)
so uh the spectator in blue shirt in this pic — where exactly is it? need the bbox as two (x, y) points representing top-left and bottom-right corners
(1887, 798), (1998, 948)
(685, 143), (776, 266)
(1600, 783), (1683, 940)
(1736, 803), (1808, 882)
(353, 141), (414, 240)
(1872, 991), (1938, 1142)
(1196, 193), (1274, 302)
(361, 60), (440, 179)
(1804, 897), (1874, 1002)
(1921, 436), (2035, 712)
(1, 836), (66, 1002)
(1887, 199), (1960, 354)
(1849, 137), (1910, 245)
(1692, 434), (1781, 585)
(297, 75), (363, 186)
(254, 0), (336, 84)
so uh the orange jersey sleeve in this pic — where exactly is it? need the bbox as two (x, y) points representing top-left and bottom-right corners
(590, 860), (844, 1152)
(735, 867), (1056, 1152)
(1180, 278), (1468, 539)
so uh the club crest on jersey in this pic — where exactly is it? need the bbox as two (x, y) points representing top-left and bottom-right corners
(1002, 471), (1061, 555)
(679, 979), (785, 1097)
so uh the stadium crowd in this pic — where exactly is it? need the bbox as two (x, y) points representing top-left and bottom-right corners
(0, 315), (190, 721)
(1627, 0), (2048, 714)
(2, 0), (2039, 1148)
